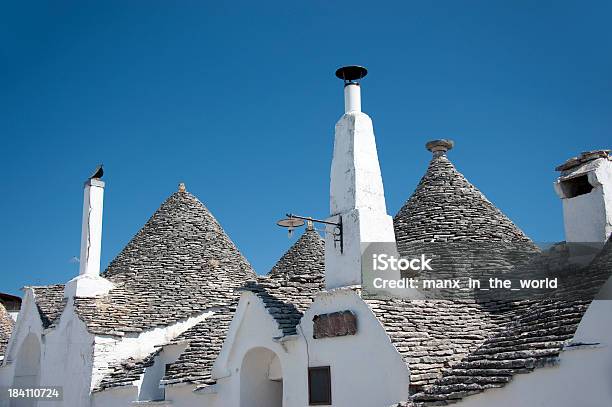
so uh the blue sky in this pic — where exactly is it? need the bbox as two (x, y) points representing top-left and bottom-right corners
(1, 1), (610, 295)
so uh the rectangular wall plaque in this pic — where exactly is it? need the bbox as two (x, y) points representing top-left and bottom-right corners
(312, 310), (357, 339)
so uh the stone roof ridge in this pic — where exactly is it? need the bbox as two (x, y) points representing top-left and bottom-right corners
(394, 152), (535, 246)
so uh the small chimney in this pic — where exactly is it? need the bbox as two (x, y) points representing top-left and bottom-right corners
(65, 166), (113, 298)
(79, 177), (105, 277)
(554, 150), (612, 245)
(335, 65), (368, 113)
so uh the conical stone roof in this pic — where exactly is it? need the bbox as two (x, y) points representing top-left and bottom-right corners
(267, 227), (325, 288)
(394, 151), (534, 246)
(74, 189), (256, 336)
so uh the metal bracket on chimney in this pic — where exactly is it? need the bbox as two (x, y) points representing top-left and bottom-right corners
(277, 213), (343, 253)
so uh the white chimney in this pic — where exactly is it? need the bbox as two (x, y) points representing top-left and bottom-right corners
(324, 66), (397, 289)
(344, 82), (361, 113)
(79, 178), (105, 277)
(554, 150), (612, 244)
(64, 166), (113, 298)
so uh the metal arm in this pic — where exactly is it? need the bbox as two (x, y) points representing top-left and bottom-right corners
(285, 213), (343, 253)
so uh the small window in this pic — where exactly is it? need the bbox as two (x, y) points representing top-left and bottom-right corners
(308, 366), (332, 405)
(560, 175), (593, 198)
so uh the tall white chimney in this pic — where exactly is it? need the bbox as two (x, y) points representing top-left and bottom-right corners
(79, 178), (105, 277)
(554, 150), (612, 244)
(64, 166), (113, 298)
(324, 66), (397, 289)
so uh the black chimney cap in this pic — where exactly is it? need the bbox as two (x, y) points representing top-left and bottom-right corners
(335, 65), (368, 82)
(89, 164), (104, 179)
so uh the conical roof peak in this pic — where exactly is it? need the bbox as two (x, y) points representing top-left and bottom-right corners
(104, 189), (250, 281)
(74, 188), (255, 335)
(394, 153), (534, 246)
(268, 228), (325, 284)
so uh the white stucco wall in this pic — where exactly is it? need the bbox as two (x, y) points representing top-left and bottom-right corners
(453, 300), (612, 407)
(239, 347), (283, 407)
(138, 343), (187, 402)
(555, 158), (612, 243)
(209, 292), (289, 407)
(212, 289), (409, 407)
(301, 289), (409, 407)
(92, 386), (138, 407)
(0, 289), (96, 407)
(165, 385), (210, 407)
(561, 189), (608, 243)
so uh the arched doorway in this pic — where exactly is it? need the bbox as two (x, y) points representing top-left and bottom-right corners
(240, 347), (283, 407)
(11, 333), (41, 407)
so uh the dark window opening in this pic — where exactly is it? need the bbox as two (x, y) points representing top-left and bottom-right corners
(561, 175), (593, 198)
(308, 366), (332, 405)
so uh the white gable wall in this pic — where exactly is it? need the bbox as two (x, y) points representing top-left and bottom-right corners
(209, 291), (292, 407)
(2, 290), (217, 407)
(0, 290), (39, 391)
(211, 289), (409, 407)
(301, 289), (409, 407)
(0, 290), (96, 407)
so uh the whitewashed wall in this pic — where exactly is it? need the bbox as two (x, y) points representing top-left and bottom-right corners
(91, 386), (138, 407)
(208, 291), (290, 407)
(556, 158), (612, 243)
(301, 289), (409, 407)
(2, 289), (216, 407)
(210, 289), (409, 407)
(0, 289), (96, 407)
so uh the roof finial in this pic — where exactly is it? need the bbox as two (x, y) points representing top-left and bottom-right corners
(306, 219), (314, 230)
(426, 139), (454, 157)
(89, 164), (104, 180)
(178, 182), (186, 193)
(335, 65), (368, 113)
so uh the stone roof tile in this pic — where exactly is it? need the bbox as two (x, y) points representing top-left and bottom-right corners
(162, 312), (234, 387)
(0, 303), (14, 358)
(30, 285), (66, 329)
